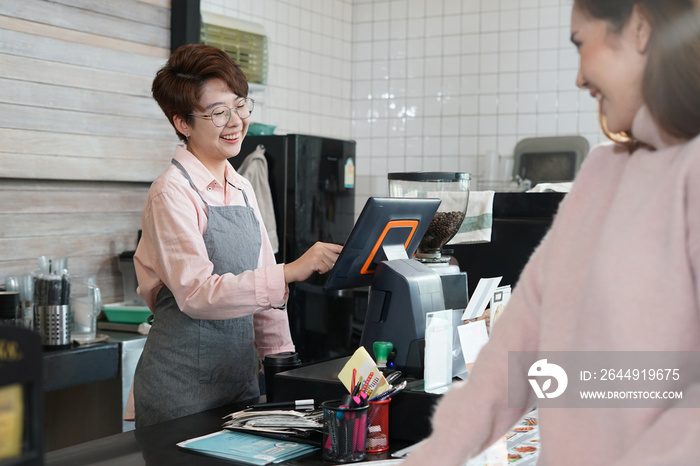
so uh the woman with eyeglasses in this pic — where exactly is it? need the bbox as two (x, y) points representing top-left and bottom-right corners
(127, 44), (342, 427)
(402, 1), (700, 465)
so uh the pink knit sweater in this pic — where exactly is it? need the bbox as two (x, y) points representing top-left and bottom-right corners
(402, 107), (700, 465)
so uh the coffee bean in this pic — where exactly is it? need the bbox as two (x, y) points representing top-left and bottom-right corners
(419, 210), (466, 252)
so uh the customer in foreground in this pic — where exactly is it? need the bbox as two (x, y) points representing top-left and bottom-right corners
(402, 1), (700, 464)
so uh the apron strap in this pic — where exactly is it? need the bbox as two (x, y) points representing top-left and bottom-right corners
(226, 179), (251, 207)
(171, 158), (251, 208)
(171, 159), (209, 206)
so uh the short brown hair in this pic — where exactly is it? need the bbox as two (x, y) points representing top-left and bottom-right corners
(152, 44), (249, 142)
(575, 0), (700, 146)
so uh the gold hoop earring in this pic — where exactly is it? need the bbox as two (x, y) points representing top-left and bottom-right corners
(598, 109), (641, 152)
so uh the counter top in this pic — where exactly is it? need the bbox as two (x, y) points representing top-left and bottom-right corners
(43, 341), (119, 391)
(45, 399), (410, 465)
(42, 331), (148, 391)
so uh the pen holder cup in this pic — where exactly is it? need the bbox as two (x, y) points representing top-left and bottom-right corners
(34, 304), (72, 348)
(366, 397), (391, 452)
(322, 400), (369, 463)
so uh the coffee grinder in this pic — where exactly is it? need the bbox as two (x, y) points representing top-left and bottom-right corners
(370, 173), (469, 377)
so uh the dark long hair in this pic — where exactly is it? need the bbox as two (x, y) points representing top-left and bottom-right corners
(575, 0), (700, 145)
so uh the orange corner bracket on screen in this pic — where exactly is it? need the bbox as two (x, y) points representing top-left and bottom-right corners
(360, 220), (419, 275)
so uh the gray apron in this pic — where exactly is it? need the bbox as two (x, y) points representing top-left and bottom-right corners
(134, 159), (262, 427)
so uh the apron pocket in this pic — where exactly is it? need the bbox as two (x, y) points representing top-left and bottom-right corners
(197, 317), (256, 384)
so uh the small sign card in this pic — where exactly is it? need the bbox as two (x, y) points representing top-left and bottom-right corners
(489, 285), (511, 331)
(461, 276), (502, 321)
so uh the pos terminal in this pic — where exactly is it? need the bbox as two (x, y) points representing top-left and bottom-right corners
(324, 197), (446, 378)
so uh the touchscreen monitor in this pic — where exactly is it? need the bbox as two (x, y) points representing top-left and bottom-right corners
(324, 197), (441, 291)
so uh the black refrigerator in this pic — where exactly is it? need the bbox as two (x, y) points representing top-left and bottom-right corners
(230, 134), (365, 365)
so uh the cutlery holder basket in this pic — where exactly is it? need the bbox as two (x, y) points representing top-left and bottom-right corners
(34, 304), (72, 348)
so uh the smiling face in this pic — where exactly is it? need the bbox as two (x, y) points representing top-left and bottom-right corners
(174, 78), (249, 172)
(571, 4), (649, 134)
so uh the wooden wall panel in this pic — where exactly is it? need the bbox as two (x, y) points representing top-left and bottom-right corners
(0, 26), (168, 69)
(0, 129), (174, 159)
(0, 54), (153, 95)
(0, 77), (163, 116)
(0, 102), (172, 139)
(0, 179), (149, 302)
(0, 0), (175, 304)
(48, 0), (171, 28)
(2, 0), (169, 48)
(0, 153), (169, 182)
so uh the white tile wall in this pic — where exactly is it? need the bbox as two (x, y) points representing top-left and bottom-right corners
(202, 0), (605, 216)
(352, 0), (605, 208)
(202, 0), (354, 140)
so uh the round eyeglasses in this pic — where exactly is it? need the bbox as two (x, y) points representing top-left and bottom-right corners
(189, 98), (255, 127)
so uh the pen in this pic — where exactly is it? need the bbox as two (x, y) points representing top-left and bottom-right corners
(247, 399), (315, 410)
(369, 380), (407, 402)
(358, 411), (367, 452)
(352, 412), (360, 452)
(351, 377), (363, 396)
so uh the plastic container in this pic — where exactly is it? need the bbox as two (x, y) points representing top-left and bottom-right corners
(72, 279), (101, 343)
(388, 172), (470, 262)
(247, 123), (277, 135)
(102, 303), (152, 324)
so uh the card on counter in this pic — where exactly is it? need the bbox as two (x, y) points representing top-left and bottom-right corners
(337, 346), (390, 398)
(457, 319), (490, 373)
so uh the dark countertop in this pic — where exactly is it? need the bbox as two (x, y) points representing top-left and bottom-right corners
(45, 400), (410, 465)
(42, 332), (148, 391)
(43, 340), (119, 391)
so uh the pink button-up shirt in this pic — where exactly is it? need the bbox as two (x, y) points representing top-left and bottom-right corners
(133, 145), (294, 358)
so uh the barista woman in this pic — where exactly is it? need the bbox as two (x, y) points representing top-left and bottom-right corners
(130, 44), (342, 427)
(403, 1), (700, 464)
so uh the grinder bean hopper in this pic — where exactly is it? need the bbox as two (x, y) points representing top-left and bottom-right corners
(388, 172), (470, 264)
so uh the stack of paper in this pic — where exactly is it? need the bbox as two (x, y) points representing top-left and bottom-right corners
(222, 408), (323, 441)
(177, 430), (319, 465)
